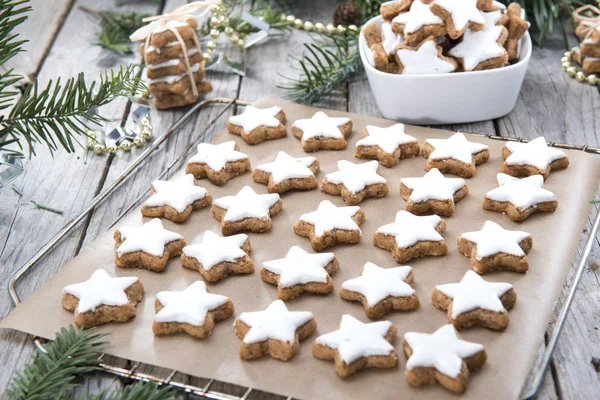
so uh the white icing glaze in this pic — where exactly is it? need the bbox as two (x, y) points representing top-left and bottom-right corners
(324, 160), (387, 194)
(117, 218), (183, 257)
(144, 174), (208, 213)
(381, 21), (404, 56)
(149, 62), (201, 84)
(461, 221), (530, 260)
(146, 44), (199, 56)
(432, 0), (485, 31)
(449, 23), (506, 71)
(365, 46), (376, 66)
(292, 111), (351, 141)
(148, 58), (183, 70)
(404, 324), (484, 378)
(401, 168), (465, 202)
(342, 262), (414, 306)
(152, 18), (192, 33)
(315, 314), (394, 364)
(485, 173), (556, 209)
(504, 137), (567, 171)
(255, 151), (317, 184)
(377, 210), (444, 248)
(182, 230), (249, 271)
(213, 186), (280, 222)
(396, 40), (455, 75)
(492, 0), (507, 9)
(436, 270), (513, 318)
(262, 246), (335, 287)
(155, 281), (230, 326)
(236, 299), (314, 344)
(356, 123), (417, 154)
(482, 10), (503, 28)
(393, 0), (443, 34)
(228, 106), (282, 133)
(298, 200), (362, 237)
(187, 141), (248, 171)
(63, 269), (139, 313)
(425, 132), (489, 164)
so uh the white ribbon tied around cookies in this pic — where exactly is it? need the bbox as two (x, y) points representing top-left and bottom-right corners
(130, 0), (221, 98)
(573, 5), (600, 40)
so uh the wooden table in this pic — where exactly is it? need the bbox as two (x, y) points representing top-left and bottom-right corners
(1, 1), (598, 398)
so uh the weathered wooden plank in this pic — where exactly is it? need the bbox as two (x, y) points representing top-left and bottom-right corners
(4, 0), (74, 78)
(0, 0), (160, 395)
(495, 29), (600, 399)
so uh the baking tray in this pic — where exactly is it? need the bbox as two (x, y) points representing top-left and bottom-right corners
(3, 97), (600, 399)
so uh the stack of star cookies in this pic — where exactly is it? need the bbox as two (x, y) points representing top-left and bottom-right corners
(363, 0), (530, 74)
(573, 20), (600, 75)
(137, 16), (212, 109)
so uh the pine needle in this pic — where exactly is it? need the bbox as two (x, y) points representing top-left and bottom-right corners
(278, 34), (362, 104)
(81, 7), (150, 54)
(7, 325), (109, 399)
(30, 199), (64, 214)
(89, 382), (177, 400)
(0, 64), (146, 157)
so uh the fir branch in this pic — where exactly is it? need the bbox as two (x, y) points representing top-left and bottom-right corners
(351, 0), (386, 21)
(0, 0), (31, 66)
(0, 64), (146, 157)
(278, 34), (363, 104)
(81, 7), (150, 54)
(89, 382), (177, 400)
(7, 325), (109, 399)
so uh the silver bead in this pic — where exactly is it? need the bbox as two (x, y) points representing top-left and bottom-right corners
(588, 74), (598, 85)
(326, 24), (336, 34)
(286, 15), (295, 23)
(207, 41), (217, 51)
(133, 137), (145, 147)
(348, 24), (359, 32)
(294, 19), (303, 29)
(567, 66), (577, 77)
(303, 21), (314, 31)
(315, 22), (325, 32)
(210, 29), (220, 39)
(576, 71), (586, 82)
(93, 144), (105, 155)
(560, 56), (569, 64)
(140, 131), (153, 141)
(119, 140), (132, 152)
(337, 25), (346, 34)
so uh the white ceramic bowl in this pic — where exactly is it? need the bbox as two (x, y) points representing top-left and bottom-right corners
(359, 15), (532, 125)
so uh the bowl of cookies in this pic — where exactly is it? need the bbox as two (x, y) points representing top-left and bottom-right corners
(359, 0), (531, 125)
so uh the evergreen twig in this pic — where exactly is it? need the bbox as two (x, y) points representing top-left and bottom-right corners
(0, 64), (146, 157)
(278, 34), (363, 104)
(81, 6), (150, 54)
(7, 326), (109, 399)
(89, 382), (177, 400)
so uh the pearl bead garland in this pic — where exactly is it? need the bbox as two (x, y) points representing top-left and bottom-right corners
(562, 46), (599, 86)
(86, 113), (153, 156)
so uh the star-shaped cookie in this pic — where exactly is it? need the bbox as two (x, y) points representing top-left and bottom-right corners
(153, 281), (234, 339)
(340, 262), (419, 318)
(114, 218), (186, 272)
(430, 0), (486, 39)
(185, 141), (251, 186)
(392, 0), (446, 45)
(433, 270), (516, 330)
(449, 17), (508, 71)
(261, 246), (339, 300)
(181, 230), (253, 282)
(321, 160), (388, 205)
(212, 186), (282, 235)
(294, 200), (365, 251)
(483, 173), (557, 222)
(291, 111), (353, 152)
(459, 221), (532, 274)
(355, 123), (419, 167)
(234, 300), (317, 360)
(226, 106), (287, 145)
(62, 269), (144, 328)
(374, 210), (448, 263)
(400, 168), (468, 217)
(395, 37), (457, 75)
(141, 174), (211, 223)
(252, 151), (320, 193)
(501, 137), (569, 179)
(313, 314), (398, 377)
(403, 324), (487, 393)
(422, 132), (490, 178)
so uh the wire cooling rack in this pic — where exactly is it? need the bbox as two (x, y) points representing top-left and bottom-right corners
(7, 97), (600, 400)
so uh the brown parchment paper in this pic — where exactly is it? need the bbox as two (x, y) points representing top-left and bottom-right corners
(2, 98), (600, 400)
